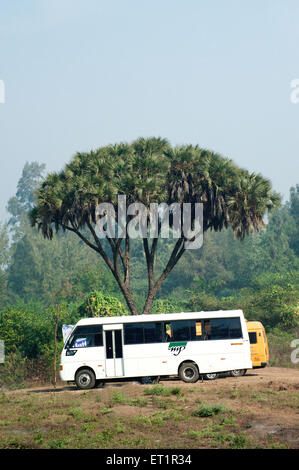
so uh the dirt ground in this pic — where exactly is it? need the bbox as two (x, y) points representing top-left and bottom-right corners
(1, 367), (299, 449)
(10, 365), (299, 393)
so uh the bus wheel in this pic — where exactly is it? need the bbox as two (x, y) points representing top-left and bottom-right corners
(75, 368), (96, 390)
(179, 362), (199, 383)
(230, 369), (246, 377)
(204, 373), (218, 380)
(139, 376), (160, 385)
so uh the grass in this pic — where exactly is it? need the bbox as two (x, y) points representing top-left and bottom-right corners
(0, 378), (297, 449)
(110, 390), (126, 404)
(144, 385), (183, 397)
(127, 397), (148, 407)
(191, 404), (231, 417)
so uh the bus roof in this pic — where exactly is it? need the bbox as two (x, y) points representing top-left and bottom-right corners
(76, 310), (245, 326)
(246, 320), (265, 329)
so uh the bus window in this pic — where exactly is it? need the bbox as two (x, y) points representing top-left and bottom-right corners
(67, 325), (103, 348)
(203, 318), (242, 340)
(124, 323), (144, 344)
(171, 320), (191, 341)
(249, 332), (257, 344)
(144, 322), (163, 344)
(164, 320), (204, 342)
(124, 322), (163, 344)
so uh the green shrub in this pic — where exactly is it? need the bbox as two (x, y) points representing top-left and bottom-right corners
(144, 385), (183, 397)
(79, 291), (129, 317)
(0, 351), (28, 389)
(192, 404), (230, 417)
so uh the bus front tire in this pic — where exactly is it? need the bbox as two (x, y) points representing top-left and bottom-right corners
(230, 369), (246, 377)
(179, 362), (199, 383)
(75, 368), (96, 390)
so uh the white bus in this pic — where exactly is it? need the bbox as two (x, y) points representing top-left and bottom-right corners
(59, 310), (252, 389)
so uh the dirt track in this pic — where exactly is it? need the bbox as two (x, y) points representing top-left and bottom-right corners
(6, 366), (299, 394)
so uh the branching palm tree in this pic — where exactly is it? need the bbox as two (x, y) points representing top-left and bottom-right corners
(30, 137), (280, 315)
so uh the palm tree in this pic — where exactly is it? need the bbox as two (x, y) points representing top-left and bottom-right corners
(30, 137), (280, 315)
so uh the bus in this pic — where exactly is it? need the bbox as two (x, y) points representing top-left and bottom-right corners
(205, 320), (270, 379)
(59, 309), (252, 389)
(246, 321), (269, 369)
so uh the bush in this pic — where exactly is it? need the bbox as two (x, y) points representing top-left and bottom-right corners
(0, 351), (28, 389)
(79, 291), (129, 317)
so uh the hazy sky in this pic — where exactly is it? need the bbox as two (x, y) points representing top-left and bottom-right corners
(1, 0), (299, 221)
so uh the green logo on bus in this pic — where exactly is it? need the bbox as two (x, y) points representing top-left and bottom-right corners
(168, 342), (187, 356)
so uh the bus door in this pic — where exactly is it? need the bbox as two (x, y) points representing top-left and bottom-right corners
(103, 324), (124, 377)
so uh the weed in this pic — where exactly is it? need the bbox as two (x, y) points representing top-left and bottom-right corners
(264, 389), (278, 395)
(152, 396), (170, 409)
(68, 407), (84, 420)
(144, 385), (183, 397)
(82, 423), (97, 432)
(192, 404), (230, 417)
(154, 409), (182, 421)
(132, 415), (164, 427)
(128, 397), (148, 407)
(96, 428), (114, 442)
(184, 430), (201, 439)
(251, 393), (268, 403)
(33, 433), (44, 444)
(0, 392), (9, 404)
(220, 415), (236, 427)
(115, 423), (126, 434)
(48, 437), (69, 449)
(111, 391), (126, 404)
(170, 387), (184, 396)
(99, 406), (113, 415)
(83, 414), (97, 423)
(229, 432), (247, 449)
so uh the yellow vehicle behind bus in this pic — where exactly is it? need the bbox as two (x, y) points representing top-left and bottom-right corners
(246, 320), (269, 368)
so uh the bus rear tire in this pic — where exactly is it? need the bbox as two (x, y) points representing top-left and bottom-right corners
(75, 368), (96, 390)
(230, 369), (246, 377)
(179, 362), (199, 383)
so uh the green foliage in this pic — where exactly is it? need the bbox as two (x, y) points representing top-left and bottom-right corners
(191, 404), (230, 417)
(0, 303), (80, 358)
(150, 298), (184, 314)
(143, 385), (183, 397)
(0, 351), (28, 389)
(79, 291), (129, 317)
(0, 306), (53, 358)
